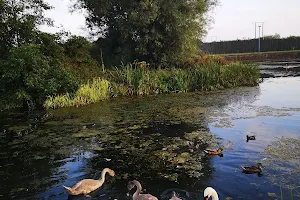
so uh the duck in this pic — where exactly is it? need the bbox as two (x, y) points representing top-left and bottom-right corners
(169, 191), (182, 200)
(246, 135), (256, 142)
(241, 163), (263, 174)
(204, 148), (223, 157)
(127, 180), (158, 200)
(204, 187), (219, 200)
(63, 168), (115, 196)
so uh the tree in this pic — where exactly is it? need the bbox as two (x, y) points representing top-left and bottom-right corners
(0, 1), (101, 109)
(62, 36), (101, 81)
(0, 44), (79, 109)
(0, 0), (52, 59)
(74, 0), (218, 67)
(286, 35), (299, 39)
(263, 33), (280, 40)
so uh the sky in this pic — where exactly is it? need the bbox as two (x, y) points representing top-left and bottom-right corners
(40, 0), (300, 42)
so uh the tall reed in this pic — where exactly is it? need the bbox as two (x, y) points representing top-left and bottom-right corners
(44, 78), (109, 109)
(45, 62), (260, 109)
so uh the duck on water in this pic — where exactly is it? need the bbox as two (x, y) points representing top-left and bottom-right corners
(241, 163), (263, 174)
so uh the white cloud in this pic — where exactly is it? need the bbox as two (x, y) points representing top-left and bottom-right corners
(39, 0), (87, 36)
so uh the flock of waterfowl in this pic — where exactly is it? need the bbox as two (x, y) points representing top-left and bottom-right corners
(63, 134), (262, 199)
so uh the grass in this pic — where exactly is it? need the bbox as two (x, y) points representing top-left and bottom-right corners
(44, 78), (109, 109)
(44, 61), (260, 109)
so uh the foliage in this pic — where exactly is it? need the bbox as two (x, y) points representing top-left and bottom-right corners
(263, 33), (281, 40)
(45, 62), (260, 109)
(64, 35), (93, 58)
(35, 31), (66, 61)
(107, 62), (259, 94)
(44, 78), (109, 109)
(0, 6), (101, 109)
(187, 54), (229, 66)
(0, 0), (52, 59)
(62, 36), (101, 82)
(0, 44), (79, 109)
(286, 35), (299, 39)
(74, 0), (218, 67)
(0, 32), (101, 110)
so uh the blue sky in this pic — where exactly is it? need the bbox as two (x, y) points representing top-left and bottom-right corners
(40, 0), (300, 42)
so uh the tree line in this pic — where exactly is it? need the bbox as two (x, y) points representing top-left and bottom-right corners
(0, 0), (217, 110)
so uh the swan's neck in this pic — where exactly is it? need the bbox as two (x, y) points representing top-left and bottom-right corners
(211, 191), (219, 200)
(205, 187), (219, 200)
(132, 181), (142, 200)
(99, 169), (108, 184)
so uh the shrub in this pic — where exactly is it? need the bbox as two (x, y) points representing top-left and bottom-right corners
(62, 36), (101, 82)
(0, 44), (79, 109)
(187, 54), (229, 67)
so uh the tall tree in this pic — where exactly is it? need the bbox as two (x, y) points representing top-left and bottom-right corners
(0, 0), (52, 58)
(75, 0), (217, 66)
(0, 1), (85, 109)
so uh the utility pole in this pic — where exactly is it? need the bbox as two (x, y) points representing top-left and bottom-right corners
(253, 22), (265, 39)
(258, 25), (261, 53)
(261, 22), (265, 39)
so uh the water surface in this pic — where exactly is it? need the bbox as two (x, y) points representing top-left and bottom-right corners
(1, 77), (300, 200)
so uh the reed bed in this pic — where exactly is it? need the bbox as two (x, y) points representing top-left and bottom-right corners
(103, 62), (259, 94)
(44, 62), (260, 109)
(44, 78), (109, 109)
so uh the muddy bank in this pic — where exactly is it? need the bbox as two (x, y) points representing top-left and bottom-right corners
(258, 61), (300, 78)
(223, 51), (300, 63)
(216, 51), (300, 78)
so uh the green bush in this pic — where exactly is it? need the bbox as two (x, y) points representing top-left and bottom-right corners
(62, 36), (101, 82)
(0, 44), (79, 109)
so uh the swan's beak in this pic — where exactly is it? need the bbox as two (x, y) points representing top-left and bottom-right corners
(204, 196), (209, 200)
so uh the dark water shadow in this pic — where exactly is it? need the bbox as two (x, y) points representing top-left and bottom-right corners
(5, 81), (298, 199)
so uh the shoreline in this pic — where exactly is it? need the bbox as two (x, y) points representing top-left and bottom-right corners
(217, 51), (300, 63)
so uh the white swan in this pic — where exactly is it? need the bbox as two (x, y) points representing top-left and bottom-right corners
(204, 187), (219, 200)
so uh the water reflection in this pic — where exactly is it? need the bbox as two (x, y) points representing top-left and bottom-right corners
(0, 77), (299, 200)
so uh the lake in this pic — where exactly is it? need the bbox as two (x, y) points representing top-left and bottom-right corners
(1, 76), (300, 200)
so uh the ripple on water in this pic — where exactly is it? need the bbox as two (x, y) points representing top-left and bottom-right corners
(0, 77), (300, 199)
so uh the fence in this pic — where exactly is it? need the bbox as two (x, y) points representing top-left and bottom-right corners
(201, 37), (300, 54)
